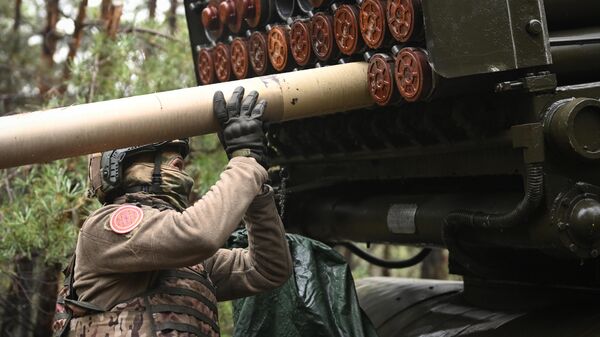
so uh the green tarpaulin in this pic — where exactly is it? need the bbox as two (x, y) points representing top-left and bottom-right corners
(228, 230), (379, 337)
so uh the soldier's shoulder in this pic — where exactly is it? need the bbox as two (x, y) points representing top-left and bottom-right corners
(87, 203), (122, 218)
(81, 203), (158, 235)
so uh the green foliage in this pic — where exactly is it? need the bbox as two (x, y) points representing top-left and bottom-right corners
(64, 21), (195, 104)
(218, 301), (235, 337)
(189, 135), (228, 196)
(0, 1), (46, 115)
(0, 158), (97, 265)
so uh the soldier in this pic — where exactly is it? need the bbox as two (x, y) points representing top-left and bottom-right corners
(53, 87), (292, 337)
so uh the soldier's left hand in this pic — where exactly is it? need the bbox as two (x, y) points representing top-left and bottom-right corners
(213, 86), (268, 169)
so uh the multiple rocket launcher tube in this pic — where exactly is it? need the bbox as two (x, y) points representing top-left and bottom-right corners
(193, 0), (427, 91)
(192, 0), (600, 106)
(0, 63), (371, 169)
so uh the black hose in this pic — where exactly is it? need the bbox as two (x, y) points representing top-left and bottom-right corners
(337, 242), (432, 269)
(442, 163), (544, 277)
(445, 163), (544, 229)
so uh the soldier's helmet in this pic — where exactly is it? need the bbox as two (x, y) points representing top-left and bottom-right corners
(88, 139), (190, 203)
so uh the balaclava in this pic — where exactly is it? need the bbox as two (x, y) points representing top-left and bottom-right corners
(122, 151), (194, 211)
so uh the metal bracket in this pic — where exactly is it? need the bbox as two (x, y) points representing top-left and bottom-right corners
(495, 72), (557, 94)
(511, 123), (545, 163)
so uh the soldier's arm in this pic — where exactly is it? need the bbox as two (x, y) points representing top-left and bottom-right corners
(204, 185), (293, 301)
(78, 156), (268, 272)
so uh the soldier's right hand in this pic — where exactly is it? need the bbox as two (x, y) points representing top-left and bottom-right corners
(213, 86), (268, 169)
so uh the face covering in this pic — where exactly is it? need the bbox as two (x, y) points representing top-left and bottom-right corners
(158, 166), (194, 211)
(123, 152), (194, 211)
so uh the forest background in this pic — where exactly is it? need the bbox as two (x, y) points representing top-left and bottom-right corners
(0, 1), (449, 336)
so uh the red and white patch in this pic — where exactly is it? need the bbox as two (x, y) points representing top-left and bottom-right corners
(109, 205), (144, 234)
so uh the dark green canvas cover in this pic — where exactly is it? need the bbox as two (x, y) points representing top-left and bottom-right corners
(228, 230), (379, 337)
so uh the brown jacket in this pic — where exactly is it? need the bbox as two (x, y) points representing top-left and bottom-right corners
(73, 157), (292, 310)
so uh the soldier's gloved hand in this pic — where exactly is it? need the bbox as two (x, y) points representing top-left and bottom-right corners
(213, 86), (268, 169)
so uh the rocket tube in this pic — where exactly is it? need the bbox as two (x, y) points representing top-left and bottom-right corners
(0, 62), (371, 168)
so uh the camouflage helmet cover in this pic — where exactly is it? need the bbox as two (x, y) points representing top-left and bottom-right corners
(88, 139), (189, 203)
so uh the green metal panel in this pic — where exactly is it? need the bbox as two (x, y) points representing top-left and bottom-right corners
(422, 0), (552, 78)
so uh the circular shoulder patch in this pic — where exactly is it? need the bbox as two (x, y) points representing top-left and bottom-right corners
(109, 205), (144, 234)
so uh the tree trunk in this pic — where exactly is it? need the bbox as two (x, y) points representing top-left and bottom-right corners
(420, 248), (448, 280)
(42, 0), (60, 67)
(39, 0), (60, 94)
(106, 3), (123, 38)
(0, 255), (35, 337)
(68, 0), (88, 61)
(381, 245), (391, 276)
(61, 0), (88, 88)
(32, 262), (61, 337)
(100, 0), (112, 25)
(168, 0), (178, 34)
(148, 0), (157, 19)
(343, 247), (355, 269)
(13, 0), (22, 32)
(367, 244), (375, 275)
(336, 246), (355, 270)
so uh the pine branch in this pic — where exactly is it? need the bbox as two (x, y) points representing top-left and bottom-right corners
(87, 55), (100, 103)
(120, 26), (182, 42)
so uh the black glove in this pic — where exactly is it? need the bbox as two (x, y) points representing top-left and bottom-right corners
(213, 86), (268, 169)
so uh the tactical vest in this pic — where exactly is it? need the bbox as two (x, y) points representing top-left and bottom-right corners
(53, 261), (219, 337)
(53, 194), (220, 337)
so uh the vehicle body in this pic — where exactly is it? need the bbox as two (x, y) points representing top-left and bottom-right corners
(184, 0), (600, 335)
